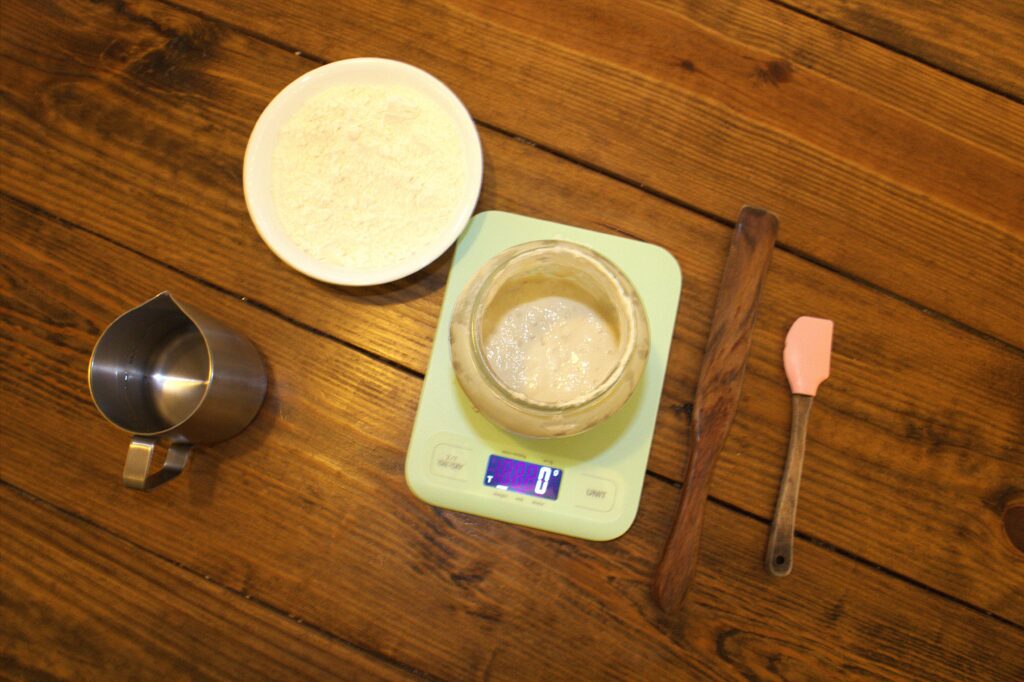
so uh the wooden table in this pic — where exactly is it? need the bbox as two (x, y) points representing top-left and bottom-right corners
(2, 1), (1022, 679)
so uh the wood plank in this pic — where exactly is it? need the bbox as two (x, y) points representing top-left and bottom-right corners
(783, 0), (1024, 100)
(0, 487), (415, 681)
(647, 0), (1024, 161)
(1, 0), (1022, 620)
(169, 0), (1024, 347)
(3, 198), (1022, 680)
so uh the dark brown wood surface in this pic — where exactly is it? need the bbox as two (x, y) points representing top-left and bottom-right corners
(0, 486), (412, 680)
(783, 0), (1024, 100)
(1, 0), (1022, 679)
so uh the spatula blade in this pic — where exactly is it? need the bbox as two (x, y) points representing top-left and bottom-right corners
(784, 317), (833, 396)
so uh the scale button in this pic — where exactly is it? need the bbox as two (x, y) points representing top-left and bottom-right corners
(430, 443), (470, 482)
(576, 475), (616, 512)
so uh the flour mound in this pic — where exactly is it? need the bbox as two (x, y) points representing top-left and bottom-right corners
(272, 84), (467, 270)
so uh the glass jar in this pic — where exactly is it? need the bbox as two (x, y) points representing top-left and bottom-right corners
(450, 240), (649, 438)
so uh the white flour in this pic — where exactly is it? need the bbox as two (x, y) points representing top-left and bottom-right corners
(272, 84), (466, 270)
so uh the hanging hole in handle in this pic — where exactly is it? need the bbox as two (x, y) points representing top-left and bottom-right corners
(775, 555), (786, 566)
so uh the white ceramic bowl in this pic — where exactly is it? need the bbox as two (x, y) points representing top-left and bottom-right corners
(243, 58), (483, 286)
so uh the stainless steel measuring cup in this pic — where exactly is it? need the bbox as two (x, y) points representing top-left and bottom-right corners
(88, 292), (267, 490)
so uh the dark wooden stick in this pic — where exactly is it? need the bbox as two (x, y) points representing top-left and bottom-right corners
(653, 206), (779, 612)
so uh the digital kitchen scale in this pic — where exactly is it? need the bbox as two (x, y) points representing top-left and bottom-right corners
(405, 211), (682, 540)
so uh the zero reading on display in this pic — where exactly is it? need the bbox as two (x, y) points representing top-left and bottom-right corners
(483, 454), (563, 501)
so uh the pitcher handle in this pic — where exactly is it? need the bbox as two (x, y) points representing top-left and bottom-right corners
(123, 437), (192, 490)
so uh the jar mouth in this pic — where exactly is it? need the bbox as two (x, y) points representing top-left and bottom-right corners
(467, 241), (638, 412)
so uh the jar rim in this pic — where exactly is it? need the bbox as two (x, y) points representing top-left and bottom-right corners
(467, 240), (639, 412)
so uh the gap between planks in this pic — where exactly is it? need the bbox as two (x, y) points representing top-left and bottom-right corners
(4, 192), (1021, 633)
(148, 0), (1024, 357)
(0, 479), (441, 681)
(764, 0), (1024, 105)
(646, 470), (1024, 632)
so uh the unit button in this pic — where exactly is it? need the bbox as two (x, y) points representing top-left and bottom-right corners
(576, 475), (616, 512)
(430, 443), (470, 482)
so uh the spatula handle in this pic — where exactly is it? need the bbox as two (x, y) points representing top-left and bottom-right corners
(765, 394), (814, 576)
(652, 207), (778, 611)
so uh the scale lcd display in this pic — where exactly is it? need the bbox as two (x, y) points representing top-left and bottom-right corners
(484, 454), (562, 500)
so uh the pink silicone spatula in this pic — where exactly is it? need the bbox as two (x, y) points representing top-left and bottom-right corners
(765, 316), (834, 576)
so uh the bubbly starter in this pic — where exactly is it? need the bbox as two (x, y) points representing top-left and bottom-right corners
(482, 277), (621, 403)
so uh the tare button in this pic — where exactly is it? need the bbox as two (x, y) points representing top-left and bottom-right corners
(430, 443), (471, 482)
(575, 475), (616, 512)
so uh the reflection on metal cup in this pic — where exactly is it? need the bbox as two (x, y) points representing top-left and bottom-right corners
(88, 292), (267, 490)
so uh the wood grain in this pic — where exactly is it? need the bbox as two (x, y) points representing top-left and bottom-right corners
(646, 0), (1024, 161)
(784, 0), (1024, 100)
(2, 0), (1022, 621)
(2, 0), (1024, 622)
(172, 0), (1024, 347)
(654, 208), (778, 610)
(0, 487), (414, 681)
(3, 198), (1023, 680)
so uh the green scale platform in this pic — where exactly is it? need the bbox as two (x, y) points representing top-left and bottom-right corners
(405, 211), (683, 540)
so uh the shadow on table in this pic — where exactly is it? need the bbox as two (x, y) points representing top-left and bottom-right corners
(186, 358), (280, 507)
(305, 236), (455, 307)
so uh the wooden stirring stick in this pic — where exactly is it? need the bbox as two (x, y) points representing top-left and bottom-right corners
(652, 206), (778, 612)
(765, 316), (834, 576)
